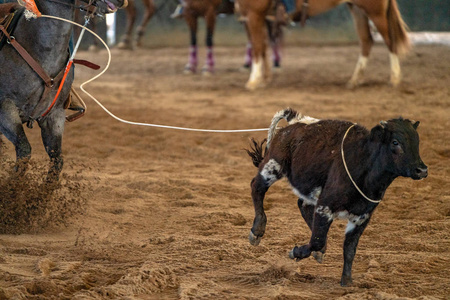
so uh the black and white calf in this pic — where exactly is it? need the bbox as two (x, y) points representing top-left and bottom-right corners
(246, 108), (428, 286)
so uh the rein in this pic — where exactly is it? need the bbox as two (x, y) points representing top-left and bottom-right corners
(46, 0), (100, 17)
(341, 124), (382, 204)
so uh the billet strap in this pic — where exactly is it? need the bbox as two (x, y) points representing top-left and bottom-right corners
(0, 24), (53, 87)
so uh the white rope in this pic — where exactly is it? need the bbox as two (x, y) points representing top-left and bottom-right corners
(40, 14), (269, 133)
(341, 124), (381, 204)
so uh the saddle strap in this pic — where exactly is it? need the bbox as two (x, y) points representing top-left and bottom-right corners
(0, 24), (53, 87)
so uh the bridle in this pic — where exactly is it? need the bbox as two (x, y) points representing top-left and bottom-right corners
(341, 124), (382, 204)
(46, 0), (101, 17)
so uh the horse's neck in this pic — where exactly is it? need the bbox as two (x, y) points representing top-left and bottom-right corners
(17, 0), (75, 74)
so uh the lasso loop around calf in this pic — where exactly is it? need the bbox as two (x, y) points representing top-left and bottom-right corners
(40, 14), (269, 133)
(341, 124), (382, 204)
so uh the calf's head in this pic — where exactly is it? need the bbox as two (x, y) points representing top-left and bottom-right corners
(370, 118), (428, 180)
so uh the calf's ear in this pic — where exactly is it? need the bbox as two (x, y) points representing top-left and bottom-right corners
(370, 124), (385, 142)
(411, 120), (420, 129)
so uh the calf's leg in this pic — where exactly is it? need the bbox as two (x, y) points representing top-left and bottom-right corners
(249, 159), (282, 246)
(297, 198), (327, 263)
(341, 215), (371, 286)
(290, 209), (332, 261)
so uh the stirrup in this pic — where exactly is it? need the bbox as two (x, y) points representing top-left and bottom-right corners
(65, 87), (86, 122)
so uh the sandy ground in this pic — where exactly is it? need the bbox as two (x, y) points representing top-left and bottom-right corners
(0, 44), (449, 299)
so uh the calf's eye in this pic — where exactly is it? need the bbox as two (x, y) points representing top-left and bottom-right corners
(392, 140), (399, 146)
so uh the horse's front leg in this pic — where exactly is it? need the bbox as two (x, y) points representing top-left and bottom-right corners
(347, 5), (372, 89)
(184, 12), (198, 74)
(117, 0), (136, 50)
(246, 11), (269, 90)
(202, 9), (216, 75)
(341, 214), (371, 286)
(39, 108), (65, 182)
(136, 0), (156, 48)
(0, 99), (31, 175)
(290, 206), (332, 261)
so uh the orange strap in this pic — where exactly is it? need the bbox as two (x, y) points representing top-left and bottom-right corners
(41, 60), (73, 117)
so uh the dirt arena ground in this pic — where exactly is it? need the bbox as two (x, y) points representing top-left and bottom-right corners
(0, 43), (449, 299)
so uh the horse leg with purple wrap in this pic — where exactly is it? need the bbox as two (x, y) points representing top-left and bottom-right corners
(182, 0), (221, 75)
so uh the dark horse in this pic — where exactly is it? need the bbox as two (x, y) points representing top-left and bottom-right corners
(0, 0), (127, 181)
(237, 0), (410, 90)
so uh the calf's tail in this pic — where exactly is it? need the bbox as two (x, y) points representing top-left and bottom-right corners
(267, 107), (301, 148)
(246, 108), (301, 168)
(246, 138), (267, 168)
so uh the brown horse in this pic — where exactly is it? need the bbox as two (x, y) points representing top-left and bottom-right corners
(116, 0), (156, 49)
(182, 0), (225, 75)
(237, 0), (410, 90)
(183, 0), (284, 75)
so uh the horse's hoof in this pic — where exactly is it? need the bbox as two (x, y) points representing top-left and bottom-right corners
(183, 69), (194, 75)
(390, 76), (401, 87)
(184, 64), (196, 75)
(346, 80), (358, 90)
(201, 67), (214, 76)
(245, 80), (265, 91)
(116, 42), (134, 50)
(248, 230), (261, 246)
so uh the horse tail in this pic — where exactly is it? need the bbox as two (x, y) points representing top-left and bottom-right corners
(387, 0), (410, 55)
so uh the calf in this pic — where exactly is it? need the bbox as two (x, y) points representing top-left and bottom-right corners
(246, 108), (428, 286)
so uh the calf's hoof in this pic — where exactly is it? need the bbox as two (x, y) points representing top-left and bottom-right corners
(340, 275), (352, 287)
(249, 230), (262, 246)
(289, 245), (311, 261)
(312, 251), (324, 263)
